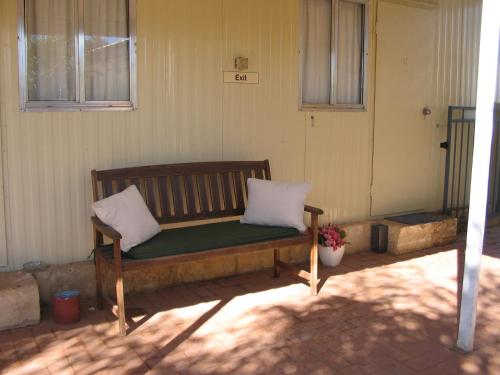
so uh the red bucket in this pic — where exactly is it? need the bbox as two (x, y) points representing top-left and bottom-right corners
(52, 290), (80, 325)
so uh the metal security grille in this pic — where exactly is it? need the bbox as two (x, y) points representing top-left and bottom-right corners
(442, 104), (500, 230)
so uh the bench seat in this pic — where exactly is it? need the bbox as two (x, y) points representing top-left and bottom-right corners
(124, 221), (299, 259)
(96, 222), (311, 270)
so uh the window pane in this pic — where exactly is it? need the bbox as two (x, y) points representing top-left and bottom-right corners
(337, 1), (363, 104)
(26, 0), (76, 101)
(302, 0), (332, 105)
(84, 0), (130, 101)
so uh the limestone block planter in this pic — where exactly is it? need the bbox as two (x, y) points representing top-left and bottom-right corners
(0, 272), (40, 330)
(318, 245), (345, 267)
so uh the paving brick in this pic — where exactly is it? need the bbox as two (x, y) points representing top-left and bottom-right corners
(1, 228), (500, 374)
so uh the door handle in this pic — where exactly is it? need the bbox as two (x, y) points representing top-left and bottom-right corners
(422, 107), (432, 116)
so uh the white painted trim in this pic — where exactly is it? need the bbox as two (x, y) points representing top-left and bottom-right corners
(379, 0), (437, 10)
(299, 0), (369, 109)
(301, 103), (366, 112)
(457, 0), (500, 353)
(77, 0), (85, 104)
(17, 0), (138, 112)
(129, 0), (138, 110)
(17, 0), (27, 111)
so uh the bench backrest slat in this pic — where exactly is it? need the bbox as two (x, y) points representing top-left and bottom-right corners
(233, 171), (245, 210)
(144, 178), (157, 216)
(171, 175), (185, 216)
(221, 172), (233, 211)
(91, 160), (271, 224)
(197, 174), (210, 214)
(254, 168), (264, 180)
(208, 174), (221, 212)
(157, 177), (172, 217)
(103, 180), (114, 198)
(184, 175), (197, 215)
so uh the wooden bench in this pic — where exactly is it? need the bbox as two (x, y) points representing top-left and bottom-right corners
(91, 160), (323, 335)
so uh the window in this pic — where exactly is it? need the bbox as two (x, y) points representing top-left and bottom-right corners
(300, 0), (368, 110)
(18, 0), (137, 111)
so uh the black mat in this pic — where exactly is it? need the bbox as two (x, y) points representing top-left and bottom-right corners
(385, 213), (449, 225)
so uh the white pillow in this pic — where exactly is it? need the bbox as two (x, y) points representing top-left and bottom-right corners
(92, 185), (161, 252)
(241, 178), (312, 232)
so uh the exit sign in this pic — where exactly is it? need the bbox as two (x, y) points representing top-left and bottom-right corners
(223, 71), (259, 84)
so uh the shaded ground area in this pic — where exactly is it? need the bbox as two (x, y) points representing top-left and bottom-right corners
(1, 228), (500, 374)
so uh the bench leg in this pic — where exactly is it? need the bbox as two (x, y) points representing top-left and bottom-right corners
(310, 243), (318, 296)
(113, 240), (127, 336)
(310, 215), (319, 296)
(95, 252), (103, 310)
(115, 275), (126, 336)
(273, 249), (280, 278)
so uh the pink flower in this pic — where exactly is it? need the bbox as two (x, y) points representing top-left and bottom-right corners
(318, 224), (348, 251)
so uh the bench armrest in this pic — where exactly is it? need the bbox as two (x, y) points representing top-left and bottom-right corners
(304, 205), (324, 215)
(91, 216), (122, 241)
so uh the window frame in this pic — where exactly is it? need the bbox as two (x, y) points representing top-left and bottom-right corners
(17, 0), (137, 112)
(299, 0), (369, 112)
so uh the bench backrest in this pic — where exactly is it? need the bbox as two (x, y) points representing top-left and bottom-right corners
(91, 160), (271, 224)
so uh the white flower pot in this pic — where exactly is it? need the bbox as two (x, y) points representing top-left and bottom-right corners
(318, 245), (345, 267)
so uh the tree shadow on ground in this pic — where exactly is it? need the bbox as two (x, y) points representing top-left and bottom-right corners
(2, 242), (500, 374)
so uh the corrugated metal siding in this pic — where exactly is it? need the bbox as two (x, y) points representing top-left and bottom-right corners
(0, 0), (223, 268)
(304, 111), (373, 223)
(221, 0), (306, 182)
(0, 0), (492, 269)
(427, 0), (483, 210)
(434, 0), (500, 117)
(434, 0), (481, 116)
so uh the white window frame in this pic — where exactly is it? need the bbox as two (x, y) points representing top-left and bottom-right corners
(299, 0), (369, 112)
(17, 0), (137, 112)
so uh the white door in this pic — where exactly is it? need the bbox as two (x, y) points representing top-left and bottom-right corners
(371, 1), (436, 217)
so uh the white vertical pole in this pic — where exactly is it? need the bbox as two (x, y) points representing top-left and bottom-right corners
(457, 0), (500, 353)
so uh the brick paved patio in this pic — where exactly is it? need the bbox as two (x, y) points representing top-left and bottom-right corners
(1, 227), (500, 375)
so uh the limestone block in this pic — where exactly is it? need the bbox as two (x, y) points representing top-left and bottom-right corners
(31, 261), (95, 304)
(0, 272), (40, 330)
(388, 218), (457, 255)
(102, 255), (240, 295)
(236, 250), (274, 274)
(339, 222), (373, 254)
(176, 255), (238, 284)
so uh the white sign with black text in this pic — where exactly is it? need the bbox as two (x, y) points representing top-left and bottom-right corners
(223, 71), (259, 84)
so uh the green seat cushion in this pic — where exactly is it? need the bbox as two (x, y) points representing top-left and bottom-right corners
(125, 220), (300, 260)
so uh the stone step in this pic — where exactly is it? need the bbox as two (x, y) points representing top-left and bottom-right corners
(340, 217), (457, 255)
(0, 272), (40, 331)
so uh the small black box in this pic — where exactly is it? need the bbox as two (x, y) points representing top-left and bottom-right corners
(371, 224), (388, 253)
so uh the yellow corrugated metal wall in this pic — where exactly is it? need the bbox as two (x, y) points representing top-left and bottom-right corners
(0, 0), (491, 269)
(221, 0), (306, 183)
(428, 0), (483, 210)
(0, 0), (224, 268)
(434, 0), (481, 115)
